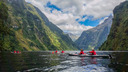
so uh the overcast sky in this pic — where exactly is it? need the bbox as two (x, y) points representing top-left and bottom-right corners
(25, 0), (125, 36)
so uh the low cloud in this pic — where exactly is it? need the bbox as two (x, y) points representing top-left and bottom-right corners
(99, 17), (109, 25)
(59, 24), (93, 36)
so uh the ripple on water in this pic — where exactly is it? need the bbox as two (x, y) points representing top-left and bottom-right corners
(39, 55), (51, 57)
(59, 65), (114, 72)
(23, 64), (114, 72)
(2, 51), (126, 72)
(44, 65), (69, 72)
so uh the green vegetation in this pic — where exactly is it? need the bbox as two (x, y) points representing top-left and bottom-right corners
(0, 0), (77, 51)
(0, 1), (22, 51)
(100, 1), (128, 50)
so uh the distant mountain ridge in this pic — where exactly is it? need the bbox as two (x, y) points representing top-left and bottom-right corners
(100, 1), (128, 50)
(75, 15), (112, 50)
(64, 32), (79, 42)
(0, 0), (77, 51)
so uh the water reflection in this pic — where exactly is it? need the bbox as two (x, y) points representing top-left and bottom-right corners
(109, 52), (128, 72)
(80, 57), (98, 65)
(81, 57), (86, 66)
(90, 57), (97, 64)
(0, 51), (128, 72)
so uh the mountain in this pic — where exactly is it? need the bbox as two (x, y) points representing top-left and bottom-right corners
(0, 0), (19, 51)
(100, 1), (128, 50)
(64, 32), (79, 42)
(75, 15), (112, 50)
(67, 33), (79, 42)
(0, 0), (77, 51)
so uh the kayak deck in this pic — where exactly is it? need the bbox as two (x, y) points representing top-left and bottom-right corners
(68, 53), (78, 56)
(68, 53), (110, 58)
(79, 55), (109, 57)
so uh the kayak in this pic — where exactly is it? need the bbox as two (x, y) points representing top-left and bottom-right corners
(11, 52), (21, 54)
(68, 53), (111, 58)
(68, 53), (86, 56)
(79, 55), (109, 58)
(68, 53), (78, 56)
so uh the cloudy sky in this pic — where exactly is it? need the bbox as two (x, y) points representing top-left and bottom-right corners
(25, 0), (125, 36)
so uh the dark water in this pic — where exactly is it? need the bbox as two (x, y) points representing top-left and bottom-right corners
(0, 51), (128, 72)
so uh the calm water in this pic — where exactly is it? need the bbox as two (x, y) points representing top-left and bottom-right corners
(0, 51), (128, 72)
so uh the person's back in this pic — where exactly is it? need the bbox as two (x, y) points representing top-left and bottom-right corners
(52, 51), (54, 54)
(14, 51), (16, 53)
(17, 51), (19, 53)
(89, 50), (96, 55)
(79, 49), (85, 55)
(61, 50), (64, 53)
(55, 50), (58, 53)
(93, 50), (96, 55)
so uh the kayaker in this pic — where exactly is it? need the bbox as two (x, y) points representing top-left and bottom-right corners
(55, 50), (58, 53)
(14, 51), (16, 53)
(17, 51), (19, 53)
(89, 48), (97, 55)
(61, 50), (64, 53)
(79, 49), (85, 55)
(52, 51), (54, 54)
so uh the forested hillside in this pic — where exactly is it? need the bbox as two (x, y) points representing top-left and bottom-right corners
(100, 1), (128, 50)
(0, 0), (76, 51)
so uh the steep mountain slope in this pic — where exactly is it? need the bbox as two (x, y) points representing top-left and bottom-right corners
(67, 33), (79, 42)
(75, 15), (112, 50)
(35, 8), (77, 49)
(64, 32), (79, 42)
(0, 0), (76, 51)
(0, 1), (22, 51)
(100, 1), (128, 50)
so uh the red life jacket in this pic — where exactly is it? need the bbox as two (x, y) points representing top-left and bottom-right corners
(52, 51), (54, 54)
(14, 51), (16, 53)
(55, 51), (58, 53)
(17, 51), (19, 53)
(61, 51), (64, 53)
(79, 51), (85, 55)
(89, 50), (96, 55)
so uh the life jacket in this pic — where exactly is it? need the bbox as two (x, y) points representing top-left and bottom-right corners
(14, 51), (16, 53)
(79, 51), (85, 55)
(61, 51), (64, 53)
(17, 51), (19, 53)
(89, 50), (96, 55)
(52, 51), (54, 54)
(55, 51), (58, 53)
